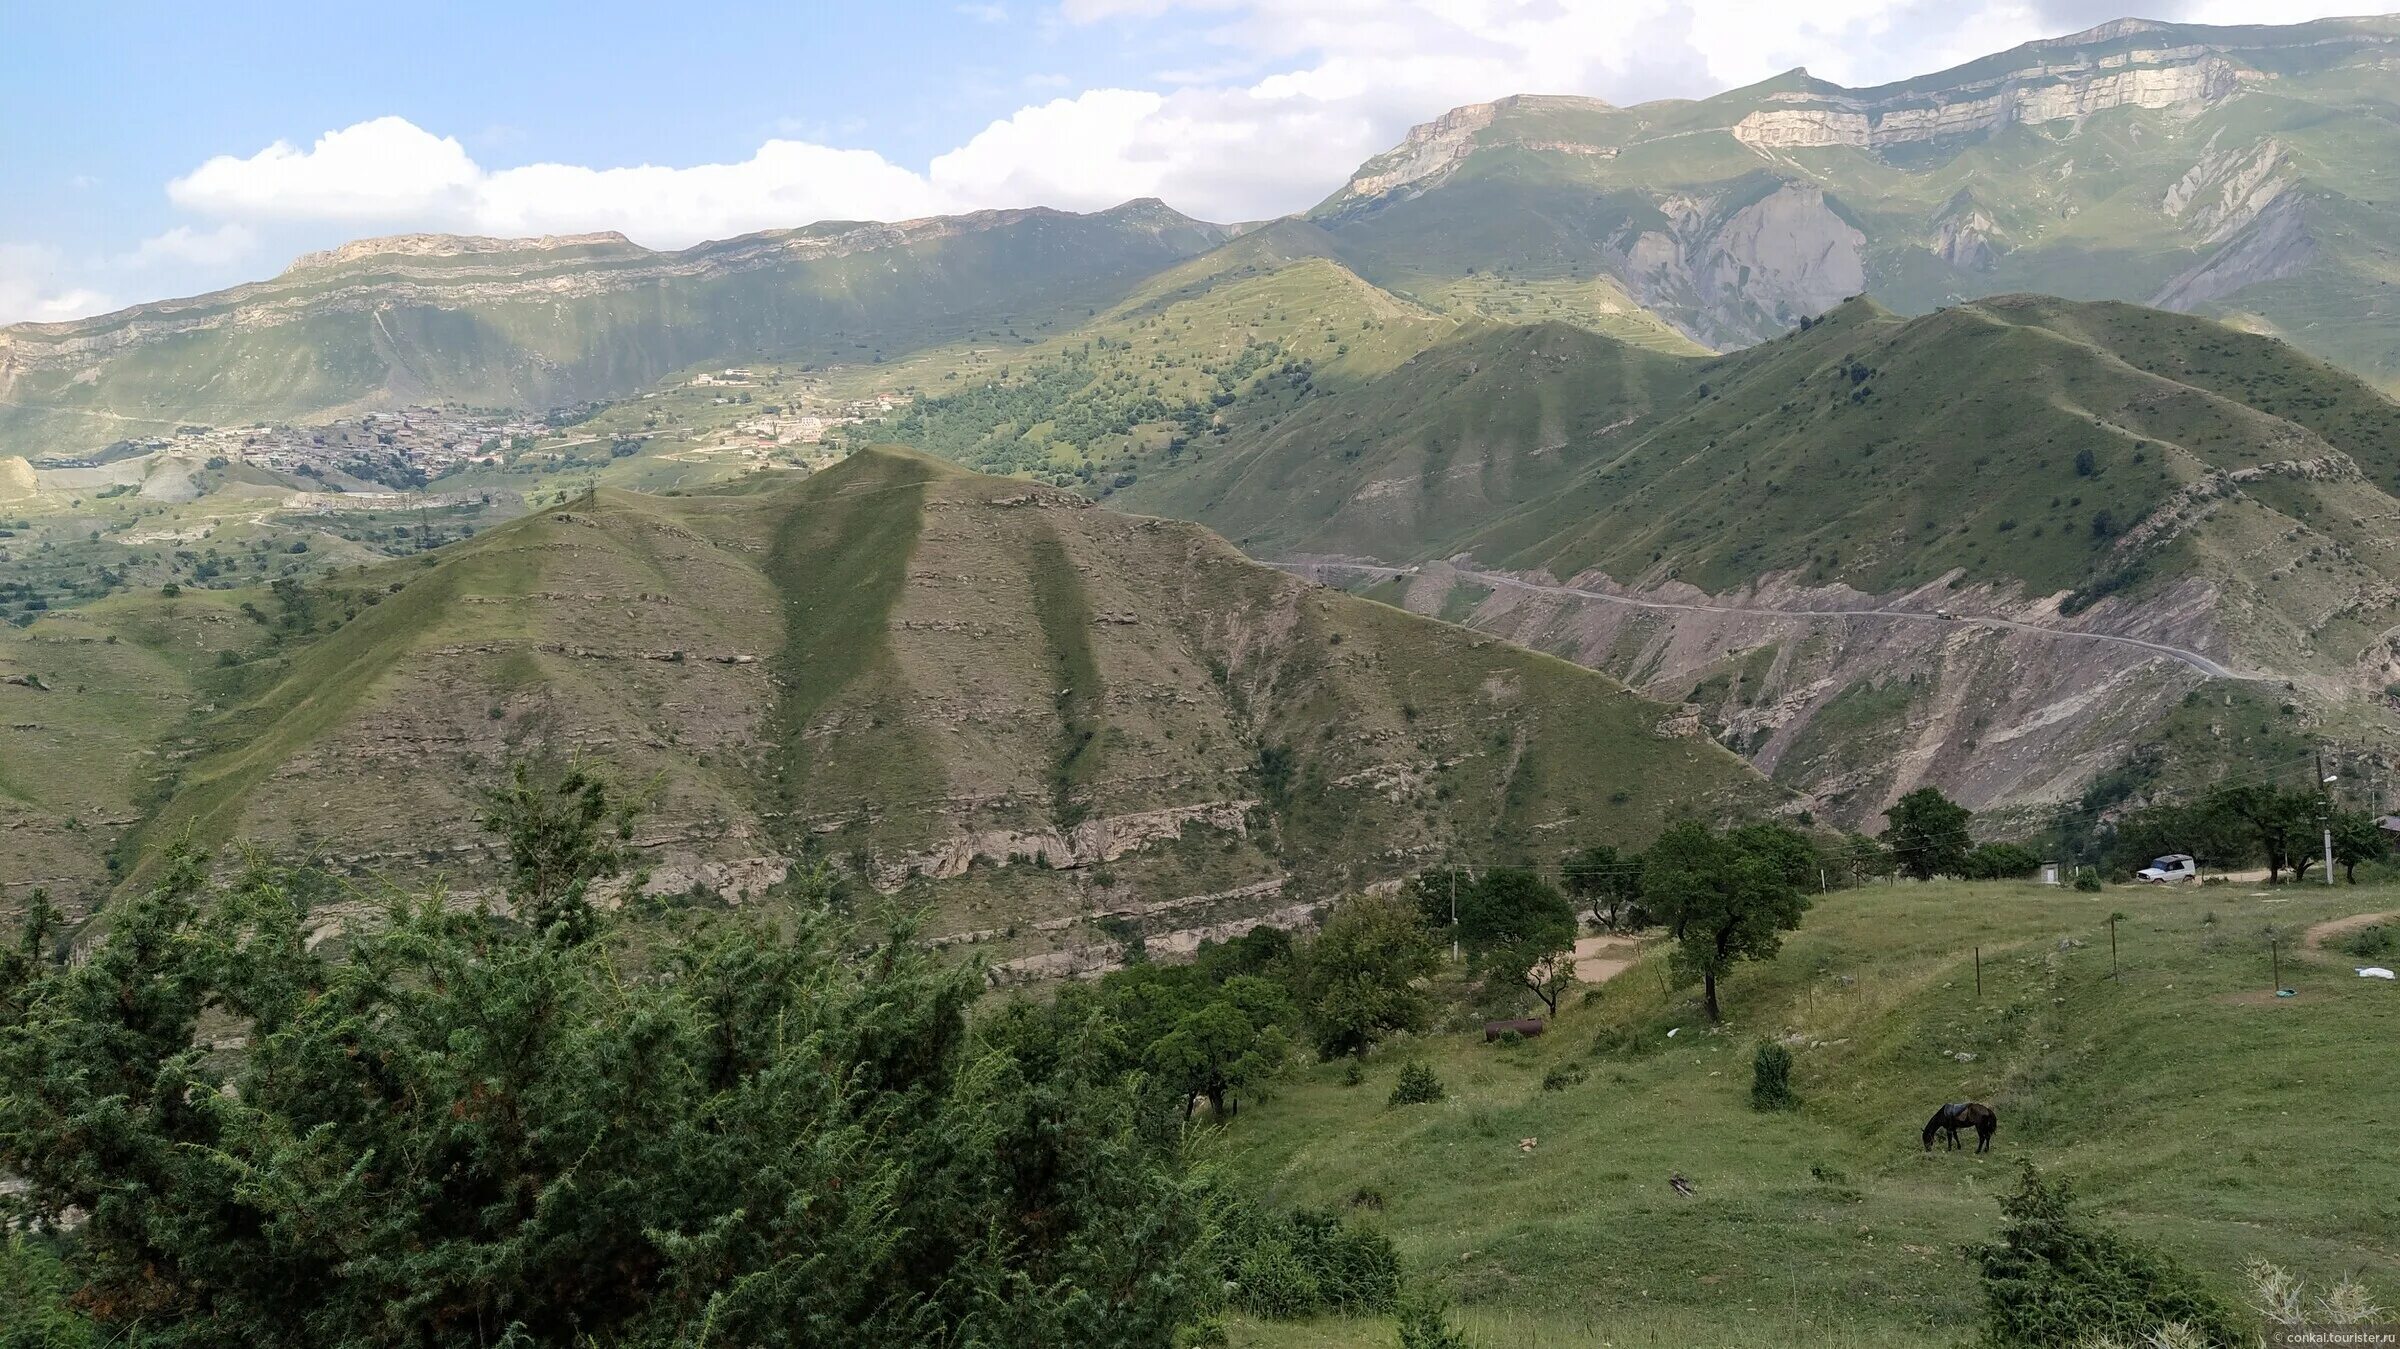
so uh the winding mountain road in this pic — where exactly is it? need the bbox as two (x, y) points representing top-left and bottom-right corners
(1276, 560), (2249, 682)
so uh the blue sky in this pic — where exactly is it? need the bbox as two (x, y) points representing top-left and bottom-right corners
(0, 0), (2361, 322)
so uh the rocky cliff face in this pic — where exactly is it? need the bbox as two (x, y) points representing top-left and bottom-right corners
(2151, 188), (2317, 310)
(1732, 53), (2248, 151)
(1323, 94), (1614, 207)
(1614, 183), (1867, 348)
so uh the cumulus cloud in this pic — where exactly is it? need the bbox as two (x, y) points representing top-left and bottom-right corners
(6, 0), (2351, 326)
(125, 223), (258, 270)
(171, 117), (481, 223)
(0, 244), (114, 325)
(162, 0), (2337, 253)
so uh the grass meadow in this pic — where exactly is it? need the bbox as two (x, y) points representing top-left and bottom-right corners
(1213, 880), (2400, 1347)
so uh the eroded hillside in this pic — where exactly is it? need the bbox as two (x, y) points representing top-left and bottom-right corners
(1140, 297), (2400, 827)
(6, 449), (1773, 971)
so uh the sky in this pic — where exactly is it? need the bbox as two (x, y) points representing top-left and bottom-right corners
(0, 0), (2366, 323)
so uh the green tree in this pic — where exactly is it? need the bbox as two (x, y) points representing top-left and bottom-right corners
(1145, 975), (1292, 1118)
(1562, 843), (1644, 931)
(0, 848), (1209, 1347)
(1458, 868), (1579, 1014)
(480, 757), (643, 941)
(2212, 784), (2322, 883)
(1641, 821), (1813, 1022)
(1830, 832), (1890, 886)
(2102, 793), (2256, 876)
(1301, 891), (1440, 1059)
(2330, 809), (2386, 883)
(1962, 841), (2041, 880)
(1882, 787), (1973, 880)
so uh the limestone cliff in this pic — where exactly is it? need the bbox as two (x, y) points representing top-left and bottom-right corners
(1732, 54), (2248, 151)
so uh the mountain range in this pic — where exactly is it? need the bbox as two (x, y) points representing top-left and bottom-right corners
(10, 12), (2400, 919)
(9, 13), (2400, 455)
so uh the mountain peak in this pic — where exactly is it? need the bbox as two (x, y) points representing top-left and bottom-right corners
(2043, 16), (2163, 46)
(283, 231), (643, 274)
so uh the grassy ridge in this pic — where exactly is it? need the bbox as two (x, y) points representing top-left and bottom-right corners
(1116, 320), (1701, 558)
(761, 449), (939, 847)
(0, 205), (1226, 455)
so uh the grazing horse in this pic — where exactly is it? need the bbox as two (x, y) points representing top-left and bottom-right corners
(1923, 1102), (1997, 1153)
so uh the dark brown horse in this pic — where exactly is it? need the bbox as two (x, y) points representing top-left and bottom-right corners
(1923, 1102), (1997, 1153)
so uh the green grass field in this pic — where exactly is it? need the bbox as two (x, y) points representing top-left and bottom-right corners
(1208, 880), (2400, 1347)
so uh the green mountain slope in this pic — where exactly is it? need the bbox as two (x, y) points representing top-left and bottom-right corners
(1114, 296), (2400, 827)
(1114, 320), (1702, 558)
(1462, 296), (2400, 620)
(0, 202), (1225, 456)
(14, 448), (1774, 961)
(1312, 16), (2400, 389)
(826, 224), (1464, 489)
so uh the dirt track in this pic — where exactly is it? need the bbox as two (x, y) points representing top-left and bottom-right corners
(1279, 560), (2250, 681)
(2300, 910), (2398, 958)
(1571, 933), (1641, 983)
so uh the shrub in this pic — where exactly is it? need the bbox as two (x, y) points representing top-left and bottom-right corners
(1234, 1238), (1322, 1319)
(1206, 1193), (1400, 1320)
(1395, 1291), (1477, 1349)
(2074, 869), (2105, 893)
(0, 1234), (97, 1349)
(1388, 1059), (1446, 1106)
(1751, 1041), (1799, 1111)
(2340, 923), (2398, 961)
(2245, 1257), (2384, 1328)
(1341, 1058), (1366, 1087)
(1541, 1062), (1588, 1092)
(1969, 1163), (2245, 1348)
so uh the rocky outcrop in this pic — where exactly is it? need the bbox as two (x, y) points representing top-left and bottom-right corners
(2161, 137), (2294, 243)
(1341, 102), (1501, 200)
(1930, 192), (2002, 271)
(1732, 53), (2249, 151)
(875, 800), (1258, 885)
(1615, 183), (1866, 348)
(1330, 95), (1615, 206)
(1388, 561), (2217, 829)
(283, 231), (642, 273)
(2151, 188), (2316, 310)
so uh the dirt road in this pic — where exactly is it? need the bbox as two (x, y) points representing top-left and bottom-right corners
(1279, 560), (2249, 682)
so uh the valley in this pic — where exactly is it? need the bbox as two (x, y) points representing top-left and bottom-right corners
(14, 9), (2400, 1349)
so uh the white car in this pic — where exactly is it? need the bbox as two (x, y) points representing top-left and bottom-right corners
(2135, 854), (2198, 883)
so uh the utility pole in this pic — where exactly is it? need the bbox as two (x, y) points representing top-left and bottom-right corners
(1449, 862), (1460, 963)
(2318, 747), (2337, 886)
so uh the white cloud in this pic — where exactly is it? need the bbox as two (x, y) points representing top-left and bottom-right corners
(125, 223), (258, 270)
(472, 142), (946, 241)
(0, 244), (114, 325)
(170, 117), (481, 223)
(20, 0), (2347, 326)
